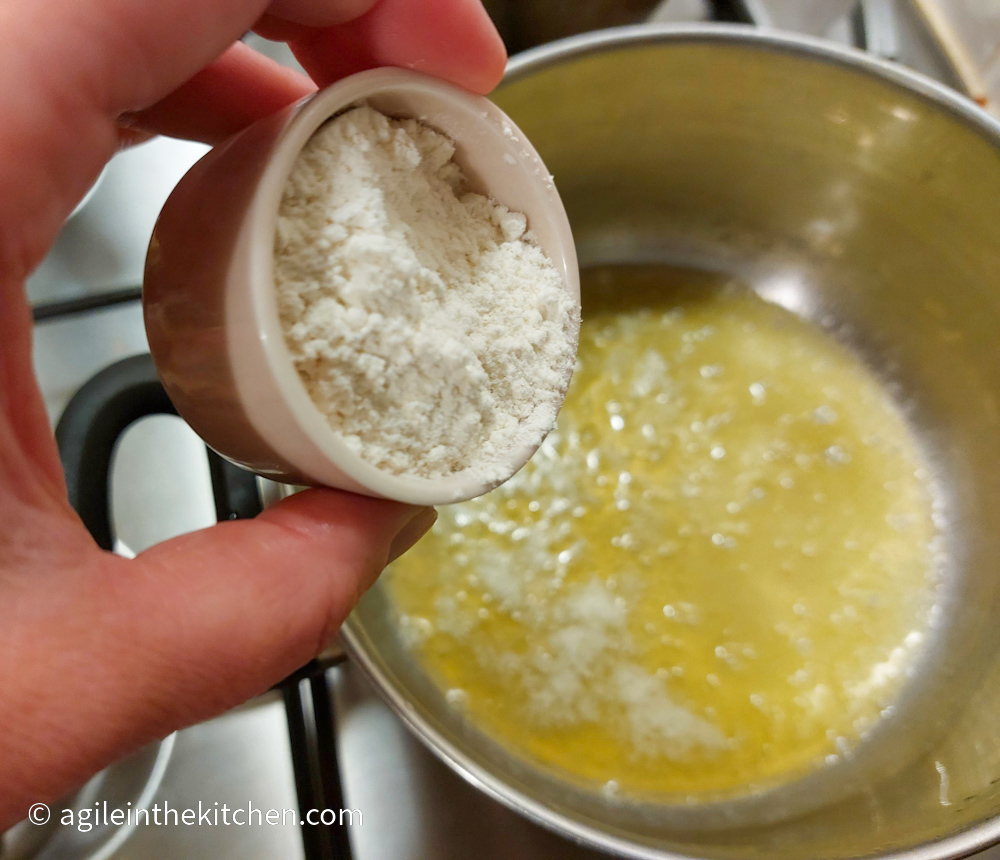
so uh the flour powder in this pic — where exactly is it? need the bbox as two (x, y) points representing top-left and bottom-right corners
(274, 105), (578, 483)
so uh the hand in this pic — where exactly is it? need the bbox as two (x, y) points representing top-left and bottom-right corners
(0, 0), (505, 829)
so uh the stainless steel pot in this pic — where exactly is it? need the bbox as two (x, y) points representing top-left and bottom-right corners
(342, 25), (1000, 859)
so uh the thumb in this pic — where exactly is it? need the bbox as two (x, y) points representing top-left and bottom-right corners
(1, 488), (434, 825)
(134, 489), (436, 703)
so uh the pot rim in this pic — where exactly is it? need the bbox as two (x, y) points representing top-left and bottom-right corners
(342, 23), (1000, 860)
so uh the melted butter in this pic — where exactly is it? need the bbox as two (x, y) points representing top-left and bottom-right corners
(386, 266), (940, 799)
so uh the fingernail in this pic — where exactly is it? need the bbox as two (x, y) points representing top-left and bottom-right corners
(387, 507), (438, 564)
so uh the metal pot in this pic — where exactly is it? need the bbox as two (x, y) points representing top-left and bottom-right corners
(341, 25), (1000, 860)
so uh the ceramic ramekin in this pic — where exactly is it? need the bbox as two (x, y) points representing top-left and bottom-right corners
(143, 68), (579, 505)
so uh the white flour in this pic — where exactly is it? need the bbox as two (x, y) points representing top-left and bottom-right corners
(274, 105), (578, 482)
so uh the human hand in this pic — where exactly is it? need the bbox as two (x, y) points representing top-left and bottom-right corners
(0, 0), (505, 829)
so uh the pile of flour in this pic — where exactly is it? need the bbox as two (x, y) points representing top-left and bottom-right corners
(274, 105), (578, 482)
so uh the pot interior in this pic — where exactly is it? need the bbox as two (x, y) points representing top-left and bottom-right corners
(346, 30), (1000, 860)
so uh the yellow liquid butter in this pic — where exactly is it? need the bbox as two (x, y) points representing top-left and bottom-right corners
(386, 266), (940, 799)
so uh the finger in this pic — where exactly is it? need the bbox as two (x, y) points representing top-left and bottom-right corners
(0, 0), (379, 278)
(268, 0), (380, 26)
(118, 42), (315, 146)
(133, 489), (431, 694)
(285, 0), (507, 94)
(116, 127), (156, 150)
(253, 12), (317, 41)
(0, 489), (435, 823)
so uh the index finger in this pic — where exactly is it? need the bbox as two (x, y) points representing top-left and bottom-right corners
(0, 0), (390, 277)
(259, 0), (507, 94)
